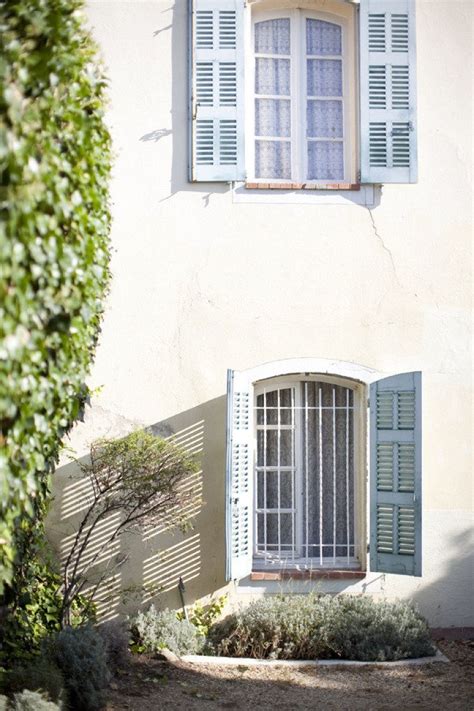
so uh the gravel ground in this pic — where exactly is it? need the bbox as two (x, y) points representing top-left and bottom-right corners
(106, 641), (474, 710)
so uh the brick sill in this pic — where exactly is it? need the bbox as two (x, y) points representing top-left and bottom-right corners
(250, 570), (366, 581)
(244, 182), (361, 191)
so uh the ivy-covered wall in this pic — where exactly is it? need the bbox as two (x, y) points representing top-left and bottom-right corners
(0, 0), (112, 588)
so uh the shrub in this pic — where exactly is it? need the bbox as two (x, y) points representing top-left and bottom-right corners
(0, 691), (60, 711)
(1, 659), (64, 706)
(96, 620), (130, 673)
(47, 626), (110, 711)
(61, 431), (199, 625)
(177, 594), (228, 637)
(0, 532), (94, 665)
(0, 0), (112, 589)
(130, 606), (205, 657)
(209, 595), (435, 662)
(322, 596), (435, 661)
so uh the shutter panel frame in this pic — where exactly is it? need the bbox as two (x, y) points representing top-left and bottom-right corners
(225, 369), (254, 581)
(370, 371), (422, 576)
(359, 0), (418, 183)
(189, 0), (245, 182)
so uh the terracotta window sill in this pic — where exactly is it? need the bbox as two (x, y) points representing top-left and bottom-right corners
(250, 570), (366, 581)
(244, 182), (361, 191)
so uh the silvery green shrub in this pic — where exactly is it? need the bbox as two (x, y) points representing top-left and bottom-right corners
(322, 596), (435, 661)
(209, 594), (435, 661)
(2, 659), (64, 706)
(96, 620), (130, 673)
(9, 690), (60, 711)
(130, 606), (205, 656)
(47, 626), (110, 710)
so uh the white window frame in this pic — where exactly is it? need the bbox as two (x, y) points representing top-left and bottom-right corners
(245, 4), (356, 184)
(253, 373), (366, 571)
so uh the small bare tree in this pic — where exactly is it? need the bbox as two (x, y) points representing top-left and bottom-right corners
(60, 430), (199, 626)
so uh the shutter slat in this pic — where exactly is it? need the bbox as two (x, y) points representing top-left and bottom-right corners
(370, 371), (422, 576)
(190, 0), (245, 181)
(360, 0), (417, 183)
(226, 369), (253, 581)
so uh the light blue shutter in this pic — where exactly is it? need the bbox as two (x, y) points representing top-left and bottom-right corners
(225, 369), (253, 581)
(370, 371), (422, 576)
(360, 0), (417, 183)
(189, 0), (245, 182)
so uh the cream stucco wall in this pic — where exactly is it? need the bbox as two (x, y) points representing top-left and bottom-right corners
(47, 0), (473, 628)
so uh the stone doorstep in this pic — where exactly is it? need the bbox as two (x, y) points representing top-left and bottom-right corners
(180, 650), (449, 668)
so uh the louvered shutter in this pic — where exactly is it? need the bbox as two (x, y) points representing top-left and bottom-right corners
(225, 369), (253, 581)
(189, 0), (245, 182)
(359, 0), (417, 183)
(370, 371), (422, 576)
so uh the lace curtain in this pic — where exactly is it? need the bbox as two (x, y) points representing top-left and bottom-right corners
(254, 17), (344, 181)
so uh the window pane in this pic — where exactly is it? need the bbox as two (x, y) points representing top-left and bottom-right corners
(255, 18), (290, 55)
(255, 99), (291, 137)
(265, 513), (278, 544)
(280, 430), (293, 466)
(302, 382), (354, 559)
(307, 59), (342, 97)
(255, 140), (291, 179)
(265, 391), (278, 407)
(307, 100), (343, 138)
(280, 513), (293, 545)
(279, 471), (293, 508)
(258, 470), (293, 509)
(259, 513), (293, 546)
(257, 429), (293, 467)
(307, 141), (344, 181)
(255, 58), (290, 95)
(306, 19), (341, 56)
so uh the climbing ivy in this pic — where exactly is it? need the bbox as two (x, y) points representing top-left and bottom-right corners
(0, 0), (112, 588)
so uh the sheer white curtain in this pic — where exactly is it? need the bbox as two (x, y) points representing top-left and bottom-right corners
(253, 16), (345, 181)
(306, 19), (344, 180)
(254, 19), (291, 179)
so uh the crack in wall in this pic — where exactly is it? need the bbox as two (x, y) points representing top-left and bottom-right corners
(366, 207), (401, 287)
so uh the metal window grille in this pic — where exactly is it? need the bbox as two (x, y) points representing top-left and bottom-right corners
(255, 381), (355, 567)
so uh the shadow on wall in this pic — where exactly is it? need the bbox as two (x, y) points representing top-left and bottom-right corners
(411, 526), (474, 631)
(48, 395), (228, 622)
(139, 2), (230, 207)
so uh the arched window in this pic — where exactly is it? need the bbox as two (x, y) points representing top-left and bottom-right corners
(226, 359), (422, 582)
(251, 10), (350, 182)
(254, 377), (356, 567)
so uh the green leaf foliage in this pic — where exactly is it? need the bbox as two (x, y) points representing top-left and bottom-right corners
(0, 511), (94, 666)
(0, 0), (112, 586)
(177, 595), (228, 637)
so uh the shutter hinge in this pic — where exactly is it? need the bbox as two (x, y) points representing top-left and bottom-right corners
(367, 397), (370, 408)
(357, 169), (361, 182)
(367, 543), (370, 553)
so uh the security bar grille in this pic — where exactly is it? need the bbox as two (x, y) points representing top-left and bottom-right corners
(255, 381), (355, 568)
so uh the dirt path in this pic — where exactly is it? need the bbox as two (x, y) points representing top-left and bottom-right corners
(107, 641), (474, 710)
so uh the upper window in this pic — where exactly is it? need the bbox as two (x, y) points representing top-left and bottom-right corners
(252, 12), (349, 183)
(189, 0), (418, 186)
